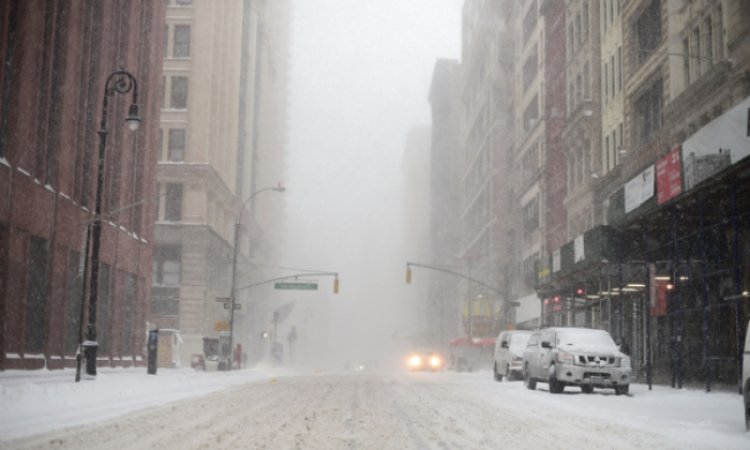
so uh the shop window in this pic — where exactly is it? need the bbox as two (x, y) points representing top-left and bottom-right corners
(25, 237), (49, 352)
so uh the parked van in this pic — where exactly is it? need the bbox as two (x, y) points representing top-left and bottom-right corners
(743, 320), (750, 430)
(493, 330), (532, 381)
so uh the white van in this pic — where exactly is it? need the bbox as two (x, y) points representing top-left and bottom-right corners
(493, 330), (532, 381)
(743, 320), (750, 430)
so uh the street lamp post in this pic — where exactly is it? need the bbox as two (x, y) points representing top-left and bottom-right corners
(80, 70), (140, 380)
(228, 184), (285, 370)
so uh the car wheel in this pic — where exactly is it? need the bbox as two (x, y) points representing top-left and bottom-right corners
(524, 364), (536, 390)
(548, 364), (564, 394)
(615, 385), (630, 396)
(581, 385), (594, 394)
(493, 363), (503, 382)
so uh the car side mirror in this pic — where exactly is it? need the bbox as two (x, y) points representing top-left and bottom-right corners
(501, 341), (509, 348)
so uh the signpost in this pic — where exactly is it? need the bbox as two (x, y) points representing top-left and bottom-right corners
(274, 281), (318, 290)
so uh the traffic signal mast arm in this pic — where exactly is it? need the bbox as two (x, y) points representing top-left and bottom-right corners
(405, 261), (504, 297)
(237, 272), (340, 293)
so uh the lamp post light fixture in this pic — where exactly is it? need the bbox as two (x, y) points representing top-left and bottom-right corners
(79, 70), (140, 380)
(227, 183), (285, 370)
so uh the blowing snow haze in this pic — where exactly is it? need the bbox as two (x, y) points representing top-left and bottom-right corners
(282, 0), (462, 369)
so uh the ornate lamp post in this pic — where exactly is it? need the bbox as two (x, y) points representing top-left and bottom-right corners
(227, 184), (285, 370)
(80, 70), (140, 379)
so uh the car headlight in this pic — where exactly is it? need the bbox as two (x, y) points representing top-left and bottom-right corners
(429, 355), (442, 368)
(556, 351), (574, 364)
(619, 357), (631, 370)
(408, 355), (422, 368)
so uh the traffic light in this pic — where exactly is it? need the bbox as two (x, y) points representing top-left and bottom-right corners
(405, 266), (412, 284)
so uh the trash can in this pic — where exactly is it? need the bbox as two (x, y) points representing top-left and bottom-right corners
(147, 329), (159, 375)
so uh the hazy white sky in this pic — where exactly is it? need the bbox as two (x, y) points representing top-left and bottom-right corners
(281, 0), (462, 366)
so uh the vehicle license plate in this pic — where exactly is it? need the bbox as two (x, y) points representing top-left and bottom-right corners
(589, 375), (603, 384)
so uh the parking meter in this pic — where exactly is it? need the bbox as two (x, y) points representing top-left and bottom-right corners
(147, 329), (159, 374)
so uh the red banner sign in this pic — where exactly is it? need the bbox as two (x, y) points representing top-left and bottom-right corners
(656, 147), (683, 205)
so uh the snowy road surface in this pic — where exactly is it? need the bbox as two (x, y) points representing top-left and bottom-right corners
(2, 368), (749, 449)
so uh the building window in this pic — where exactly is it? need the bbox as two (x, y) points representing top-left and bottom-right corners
(523, 48), (538, 92)
(160, 76), (166, 109)
(168, 128), (186, 161)
(173, 25), (191, 58)
(636, 80), (662, 143)
(122, 273), (136, 355)
(164, 183), (183, 221)
(170, 76), (188, 109)
(524, 95), (539, 131)
(635, 0), (661, 65)
(603, 63), (608, 102)
(583, 62), (590, 98)
(152, 245), (181, 316)
(163, 26), (168, 57)
(611, 55), (616, 96)
(583, 1), (589, 38)
(682, 37), (690, 87)
(568, 24), (575, 58)
(691, 26), (702, 79)
(523, 0), (538, 45)
(96, 264), (111, 354)
(704, 16), (713, 67)
(64, 251), (82, 355)
(714, 4), (723, 59)
(617, 46), (623, 91)
(25, 237), (49, 352)
(153, 245), (181, 286)
(523, 196), (539, 232)
(523, 253), (539, 289)
(576, 14), (582, 45)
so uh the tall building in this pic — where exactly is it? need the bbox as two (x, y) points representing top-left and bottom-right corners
(0, 1), (165, 370)
(401, 126), (432, 345)
(509, 0), (545, 327)
(152, 0), (289, 367)
(428, 59), (462, 350)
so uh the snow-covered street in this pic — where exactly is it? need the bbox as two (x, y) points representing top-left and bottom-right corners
(2, 368), (749, 449)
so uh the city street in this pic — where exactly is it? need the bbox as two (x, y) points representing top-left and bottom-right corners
(2, 368), (749, 449)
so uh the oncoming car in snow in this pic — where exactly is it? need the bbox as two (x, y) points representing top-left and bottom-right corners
(405, 350), (444, 372)
(522, 327), (631, 395)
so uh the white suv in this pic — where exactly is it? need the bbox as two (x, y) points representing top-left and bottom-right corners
(493, 330), (532, 381)
(523, 327), (631, 395)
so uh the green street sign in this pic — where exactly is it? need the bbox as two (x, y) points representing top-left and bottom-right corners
(274, 281), (318, 290)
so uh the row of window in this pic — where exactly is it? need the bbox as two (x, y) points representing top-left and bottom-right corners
(6, 230), (138, 356)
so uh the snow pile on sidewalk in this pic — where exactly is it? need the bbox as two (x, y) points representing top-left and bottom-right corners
(0, 366), (284, 441)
